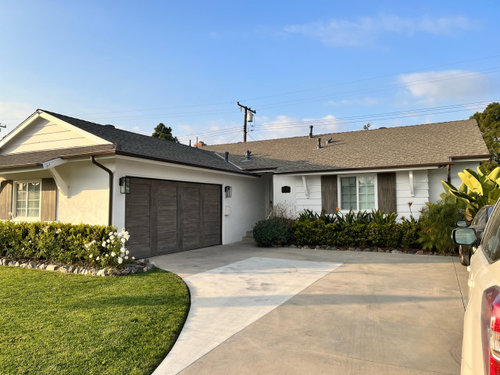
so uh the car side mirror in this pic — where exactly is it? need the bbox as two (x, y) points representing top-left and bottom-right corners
(456, 220), (468, 228)
(452, 228), (477, 246)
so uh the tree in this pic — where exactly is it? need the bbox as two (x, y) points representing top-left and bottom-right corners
(470, 102), (500, 171)
(152, 123), (178, 142)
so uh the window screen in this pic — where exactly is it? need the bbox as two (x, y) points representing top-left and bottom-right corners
(340, 177), (357, 210)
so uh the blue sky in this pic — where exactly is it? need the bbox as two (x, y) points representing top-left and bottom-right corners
(1, 0), (499, 144)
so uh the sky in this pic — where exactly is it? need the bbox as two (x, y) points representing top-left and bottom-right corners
(0, 0), (499, 145)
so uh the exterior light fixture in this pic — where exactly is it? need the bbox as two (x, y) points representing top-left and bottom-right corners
(119, 177), (130, 194)
(224, 186), (232, 198)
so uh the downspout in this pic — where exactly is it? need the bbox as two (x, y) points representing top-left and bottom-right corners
(91, 156), (113, 226)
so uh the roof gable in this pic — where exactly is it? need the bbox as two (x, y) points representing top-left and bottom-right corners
(0, 110), (111, 155)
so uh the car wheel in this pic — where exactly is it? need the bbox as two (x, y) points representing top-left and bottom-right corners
(459, 245), (470, 266)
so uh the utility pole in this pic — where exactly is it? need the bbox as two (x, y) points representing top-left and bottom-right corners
(237, 102), (256, 142)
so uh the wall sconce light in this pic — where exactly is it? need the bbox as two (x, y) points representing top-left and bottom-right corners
(119, 177), (130, 194)
(224, 186), (232, 198)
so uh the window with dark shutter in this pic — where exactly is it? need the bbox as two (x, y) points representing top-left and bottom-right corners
(377, 172), (397, 213)
(41, 178), (57, 221)
(321, 175), (338, 214)
(0, 180), (13, 220)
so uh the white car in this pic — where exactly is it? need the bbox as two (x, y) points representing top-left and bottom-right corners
(453, 199), (500, 374)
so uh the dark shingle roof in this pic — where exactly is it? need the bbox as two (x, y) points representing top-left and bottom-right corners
(204, 119), (490, 173)
(39, 110), (250, 175)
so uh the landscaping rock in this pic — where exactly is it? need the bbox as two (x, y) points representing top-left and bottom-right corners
(289, 244), (297, 248)
(391, 250), (402, 254)
(97, 269), (108, 277)
(46, 264), (59, 271)
(27, 262), (36, 269)
(108, 269), (120, 276)
(39, 264), (47, 270)
(13, 261), (20, 267)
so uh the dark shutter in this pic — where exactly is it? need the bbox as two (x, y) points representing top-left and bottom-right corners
(321, 175), (338, 214)
(377, 173), (397, 213)
(41, 178), (57, 221)
(0, 180), (13, 220)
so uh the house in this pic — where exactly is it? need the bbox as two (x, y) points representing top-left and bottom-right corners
(0, 110), (490, 257)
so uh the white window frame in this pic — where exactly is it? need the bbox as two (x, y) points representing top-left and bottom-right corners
(12, 179), (42, 222)
(337, 174), (378, 213)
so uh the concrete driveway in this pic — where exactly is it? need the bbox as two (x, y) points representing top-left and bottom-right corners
(151, 243), (468, 375)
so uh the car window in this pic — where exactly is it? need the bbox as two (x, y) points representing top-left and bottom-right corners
(483, 203), (500, 262)
(471, 206), (489, 227)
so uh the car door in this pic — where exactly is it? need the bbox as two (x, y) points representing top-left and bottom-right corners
(463, 202), (500, 374)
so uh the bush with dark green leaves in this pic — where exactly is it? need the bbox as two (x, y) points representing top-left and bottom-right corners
(418, 198), (464, 254)
(253, 217), (294, 247)
(0, 221), (132, 267)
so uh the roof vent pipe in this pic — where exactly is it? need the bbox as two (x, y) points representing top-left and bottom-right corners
(245, 150), (251, 160)
(224, 151), (229, 162)
(317, 138), (322, 149)
(309, 125), (313, 138)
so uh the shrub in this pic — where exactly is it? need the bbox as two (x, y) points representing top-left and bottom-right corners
(0, 221), (132, 268)
(292, 209), (421, 249)
(418, 198), (463, 254)
(253, 217), (294, 247)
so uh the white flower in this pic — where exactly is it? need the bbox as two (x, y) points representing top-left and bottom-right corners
(56, 228), (62, 234)
(105, 254), (109, 257)
(89, 254), (93, 258)
(120, 238), (126, 244)
(96, 256), (100, 261)
(109, 231), (114, 236)
(131, 256), (135, 260)
(111, 252), (116, 257)
(106, 239), (110, 243)
(125, 249), (130, 255)
(118, 257), (123, 264)
(110, 235), (115, 241)
(102, 241), (106, 247)
(124, 256), (128, 260)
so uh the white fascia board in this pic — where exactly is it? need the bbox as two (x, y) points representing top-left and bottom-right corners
(114, 154), (258, 179)
(452, 158), (489, 163)
(0, 167), (44, 175)
(0, 111), (39, 149)
(283, 165), (441, 177)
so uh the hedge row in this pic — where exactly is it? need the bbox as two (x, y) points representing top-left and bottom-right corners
(292, 220), (421, 249)
(0, 222), (132, 268)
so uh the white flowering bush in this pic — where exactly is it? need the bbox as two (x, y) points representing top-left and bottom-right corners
(84, 228), (134, 268)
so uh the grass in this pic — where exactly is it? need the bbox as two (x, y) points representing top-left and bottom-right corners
(0, 267), (190, 375)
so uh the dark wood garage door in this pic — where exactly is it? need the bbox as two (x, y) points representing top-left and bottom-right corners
(125, 178), (221, 258)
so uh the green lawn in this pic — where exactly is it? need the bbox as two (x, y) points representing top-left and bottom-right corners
(0, 267), (190, 375)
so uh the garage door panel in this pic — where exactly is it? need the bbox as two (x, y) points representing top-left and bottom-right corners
(181, 185), (201, 250)
(156, 181), (179, 254)
(125, 178), (221, 257)
(125, 180), (151, 258)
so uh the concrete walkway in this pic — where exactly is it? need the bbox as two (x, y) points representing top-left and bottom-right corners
(151, 243), (468, 375)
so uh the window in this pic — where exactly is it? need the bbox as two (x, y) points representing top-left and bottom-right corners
(340, 175), (376, 211)
(14, 181), (41, 219)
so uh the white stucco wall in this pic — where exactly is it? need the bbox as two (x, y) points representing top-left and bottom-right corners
(55, 159), (111, 225)
(112, 157), (267, 244)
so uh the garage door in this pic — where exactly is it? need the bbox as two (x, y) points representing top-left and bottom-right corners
(125, 177), (221, 258)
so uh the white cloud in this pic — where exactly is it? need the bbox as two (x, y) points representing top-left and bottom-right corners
(398, 70), (493, 102)
(254, 114), (340, 140)
(284, 14), (473, 46)
(0, 102), (36, 135)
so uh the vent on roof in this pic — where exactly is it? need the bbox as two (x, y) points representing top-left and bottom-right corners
(104, 124), (115, 129)
(326, 138), (333, 144)
(309, 125), (313, 138)
(245, 150), (252, 160)
(224, 152), (229, 162)
(317, 138), (322, 149)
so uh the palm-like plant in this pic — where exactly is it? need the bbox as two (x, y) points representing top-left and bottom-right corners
(441, 166), (500, 218)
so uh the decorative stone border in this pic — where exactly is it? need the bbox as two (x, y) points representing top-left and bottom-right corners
(289, 245), (434, 255)
(0, 257), (155, 276)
